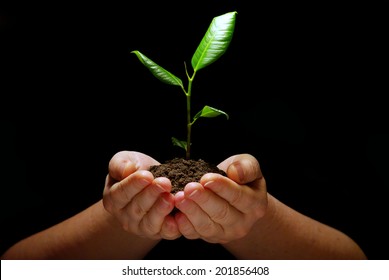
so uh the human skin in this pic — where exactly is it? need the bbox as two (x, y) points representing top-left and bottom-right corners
(1, 151), (366, 259)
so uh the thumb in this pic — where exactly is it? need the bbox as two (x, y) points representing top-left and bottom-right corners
(224, 154), (263, 185)
(108, 151), (160, 181)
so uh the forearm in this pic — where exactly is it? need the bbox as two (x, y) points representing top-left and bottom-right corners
(1, 200), (159, 259)
(223, 194), (366, 260)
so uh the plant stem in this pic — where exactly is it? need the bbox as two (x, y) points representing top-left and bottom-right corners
(186, 77), (193, 159)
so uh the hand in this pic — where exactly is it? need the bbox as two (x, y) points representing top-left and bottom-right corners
(174, 153), (267, 244)
(103, 151), (181, 240)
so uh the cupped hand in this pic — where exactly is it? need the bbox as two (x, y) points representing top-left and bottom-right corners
(174, 153), (267, 244)
(102, 151), (181, 240)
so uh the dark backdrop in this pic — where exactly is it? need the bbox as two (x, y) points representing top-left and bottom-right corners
(1, 2), (387, 259)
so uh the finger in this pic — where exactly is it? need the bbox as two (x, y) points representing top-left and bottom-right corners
(217, 153), (262, 185)
(103, 173), (125, 212)
(108, 151), (160, 181)
(174, 211), (200, 240)
(175, 185), (223, 239)
(109, 170), (154, 210)
(184, 181), (242, 226)
(103, 174), (115, 212)
(160, 215), (182, 240)
(128, 177), (172, 217)
(139, 192), (175, 236)
(200, 173), (266, 214)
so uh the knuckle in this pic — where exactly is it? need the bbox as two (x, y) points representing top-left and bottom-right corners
(121, 218), (133, 233)
(160, 232), (178, 240)
(182, 232), (200, 240)
(245, 193), (263, 213)
(229, 186), (243, 206)
(250, 194), (268, 218)
(234, 225), (249, 239)
(212, 203), (230, 223)
(255, 202), (267, 219)
(111, 182), (130, 203)
(140, 217), (158, 235)
(197, 219), (215, 235)
(131, 199), (148, 217)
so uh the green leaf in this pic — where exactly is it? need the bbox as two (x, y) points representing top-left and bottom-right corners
(131, 51), (183, 87)
(171, 137), (187, 151)
(193, 105), (229, 122)
(191, 11), (237, 72)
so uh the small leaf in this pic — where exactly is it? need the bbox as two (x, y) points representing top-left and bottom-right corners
(131, 50), (183, 87)
(191, 11), (237, 72)
(171, 137), (187, 151)
(193, 105), (229, 122)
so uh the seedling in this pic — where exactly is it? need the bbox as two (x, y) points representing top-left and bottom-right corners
(131, 11), (237, 159)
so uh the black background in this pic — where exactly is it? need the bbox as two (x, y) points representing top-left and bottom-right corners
(1, 2), (387, 259)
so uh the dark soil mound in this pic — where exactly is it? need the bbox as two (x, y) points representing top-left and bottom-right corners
(149, 158), (226, 194)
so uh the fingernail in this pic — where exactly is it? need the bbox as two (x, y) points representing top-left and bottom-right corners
(188, 189), (199, 199)
(155, 184), (166, 193)
(230, 163), (244, 182)
(140, 179), (151, 186)
(204, 181), (215, 188)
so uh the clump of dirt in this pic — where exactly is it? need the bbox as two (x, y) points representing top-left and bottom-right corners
(149, 157), (226, 194)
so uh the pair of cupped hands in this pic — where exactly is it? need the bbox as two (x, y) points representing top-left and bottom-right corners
(103, 151), (268, 244)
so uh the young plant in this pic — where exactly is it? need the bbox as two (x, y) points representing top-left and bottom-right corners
(131, 11), (237, 159)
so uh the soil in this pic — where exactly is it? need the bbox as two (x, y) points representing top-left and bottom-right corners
(149, 157), (227, 194)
